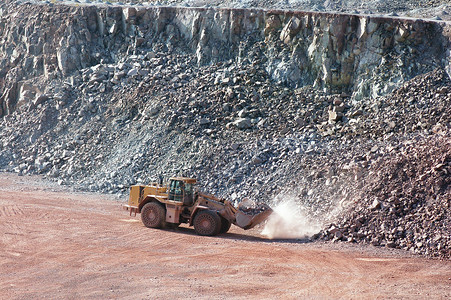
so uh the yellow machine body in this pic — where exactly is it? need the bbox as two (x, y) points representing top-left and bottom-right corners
(127, 184), (168, 208)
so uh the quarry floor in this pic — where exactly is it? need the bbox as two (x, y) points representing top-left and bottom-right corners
(0, 173), (449, 299)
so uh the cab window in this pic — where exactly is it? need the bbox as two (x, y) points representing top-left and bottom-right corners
(169, 180), (183, 201)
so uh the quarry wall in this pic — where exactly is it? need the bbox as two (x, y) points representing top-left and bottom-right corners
(0, 1), (450, 116)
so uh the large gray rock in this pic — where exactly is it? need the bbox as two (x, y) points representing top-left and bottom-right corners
(233, 118), (252, 129)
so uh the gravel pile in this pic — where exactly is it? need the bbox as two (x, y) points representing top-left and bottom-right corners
(343, 68), (451, 139)
(311, 70), (451, 259)
(317, 135), (450, 259)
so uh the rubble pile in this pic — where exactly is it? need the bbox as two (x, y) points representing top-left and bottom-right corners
(319, 135), (450, 258)
(343, 68), (451, 139)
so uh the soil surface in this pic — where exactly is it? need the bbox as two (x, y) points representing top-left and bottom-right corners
(0, 173), (449, 299)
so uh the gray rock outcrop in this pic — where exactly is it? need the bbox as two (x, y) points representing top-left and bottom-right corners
(0, 1), (450, 116)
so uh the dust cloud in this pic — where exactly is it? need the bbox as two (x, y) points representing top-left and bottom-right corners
(261, 196), (322, 239)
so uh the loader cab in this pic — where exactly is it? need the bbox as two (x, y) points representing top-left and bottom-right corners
(168, 177), (197, 205)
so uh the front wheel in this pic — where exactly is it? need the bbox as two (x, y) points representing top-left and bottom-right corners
(219, 217), (232, 234)
(141, 202), (166, 228)
(193, 210), (221, 236)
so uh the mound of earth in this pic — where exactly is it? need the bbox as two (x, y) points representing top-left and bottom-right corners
(318, 135), (450, 259)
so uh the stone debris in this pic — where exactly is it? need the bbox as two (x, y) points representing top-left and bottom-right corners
(317, 135), (450, 259)
(238, 201), (271, 215)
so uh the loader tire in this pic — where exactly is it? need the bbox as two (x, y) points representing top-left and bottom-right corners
(141, 202), (166, 229)
(219, 217), (231, 234)
(193, 210), (221, 236)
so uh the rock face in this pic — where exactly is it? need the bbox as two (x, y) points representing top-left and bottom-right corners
(0, 1), (450, 116)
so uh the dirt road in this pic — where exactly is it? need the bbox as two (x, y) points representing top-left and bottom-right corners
(0, 173), (449, 299)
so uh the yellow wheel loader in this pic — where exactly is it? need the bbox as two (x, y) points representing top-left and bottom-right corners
(123, 177), (273, 236)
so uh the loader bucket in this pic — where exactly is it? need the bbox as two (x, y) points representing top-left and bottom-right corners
(234, 205), (273, 230)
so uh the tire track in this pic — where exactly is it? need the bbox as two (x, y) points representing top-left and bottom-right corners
(1, 204), (75, 223)
(0, 205), (24, 217)
(0, 205), (25, 232)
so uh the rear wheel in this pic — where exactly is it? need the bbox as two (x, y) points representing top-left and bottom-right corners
(219, 217), (232, 234)
(141, 202), (166, 228)
(193, 210), (221, 236)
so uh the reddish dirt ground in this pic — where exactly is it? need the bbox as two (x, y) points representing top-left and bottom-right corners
(0, 173), (449, 299)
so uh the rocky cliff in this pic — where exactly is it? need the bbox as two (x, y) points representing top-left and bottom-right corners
(1, 1), (450, 116)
